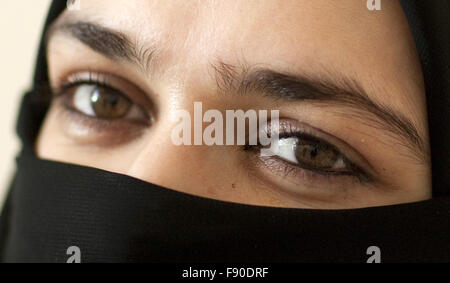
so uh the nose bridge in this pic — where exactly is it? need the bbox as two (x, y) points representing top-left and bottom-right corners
(121, 5), (236, 190)
(125, 115), (178, 185)
(122, 98), (233, 195)
(123, 106), (206, 191)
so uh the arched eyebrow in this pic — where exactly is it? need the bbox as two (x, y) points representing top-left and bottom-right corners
(46, 21), (156, 73)
(46, 21), (427, 163)
(212, 62), (427, 163)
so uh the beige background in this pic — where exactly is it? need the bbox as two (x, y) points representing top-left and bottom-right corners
(0, 1), (51, 207)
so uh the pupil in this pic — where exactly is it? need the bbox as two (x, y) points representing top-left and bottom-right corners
(294, 139), (339, 169)
(310, 147), (318, 159)
(90, 87), (130, 119)
(107, 94), (119, 106)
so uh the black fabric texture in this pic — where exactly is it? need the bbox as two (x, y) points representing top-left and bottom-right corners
(399, 0), (450, 197)
(2, 146), (450, 262)
(0, 0), (449, 262)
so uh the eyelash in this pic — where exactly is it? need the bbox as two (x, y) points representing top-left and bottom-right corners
(54, 72), (109, 97)
(52, 72), (371, 185)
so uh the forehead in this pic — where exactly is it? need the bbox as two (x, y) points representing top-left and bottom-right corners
(55, 0), (423, 114)
(61, 1), (411, 60)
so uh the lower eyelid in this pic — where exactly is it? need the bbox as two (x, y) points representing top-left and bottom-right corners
(261, 155), (361, 182)
(243, 143), (370, 190)
(243, 153), (368, 204)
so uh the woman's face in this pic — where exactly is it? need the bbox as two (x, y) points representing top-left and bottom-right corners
(36, 0), (431, 209)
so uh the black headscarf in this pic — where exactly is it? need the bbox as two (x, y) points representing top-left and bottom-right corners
(0, 0), (449, 263)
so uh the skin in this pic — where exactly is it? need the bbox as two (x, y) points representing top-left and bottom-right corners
(36, 0), (431, 209)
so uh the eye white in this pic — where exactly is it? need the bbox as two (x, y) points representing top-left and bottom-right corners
(276, 137), (299, 163)
(73, 85), (97, 116)
(275, 137), (347, 169)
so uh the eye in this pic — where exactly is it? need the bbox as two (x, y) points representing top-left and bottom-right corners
(246, 119), (374, 187)
(50, 72), (154, 146)
(277, 136), (347, 173)
(72, 84), (146, 121)
(52, 71), (153, 127)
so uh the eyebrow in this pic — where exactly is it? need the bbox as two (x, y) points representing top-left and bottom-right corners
(47, 21), (156, 72)
(47, 21), (426, 162)
(215, 63), (426, 162)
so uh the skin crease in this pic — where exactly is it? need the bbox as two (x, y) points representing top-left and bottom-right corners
(36, 0), (431, 209)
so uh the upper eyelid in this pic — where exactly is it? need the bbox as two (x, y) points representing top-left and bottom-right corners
(53, 78), (112, 97)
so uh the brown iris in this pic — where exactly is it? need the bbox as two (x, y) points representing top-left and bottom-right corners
(90, 86), (132, 119)
(295, 137), (340, 170)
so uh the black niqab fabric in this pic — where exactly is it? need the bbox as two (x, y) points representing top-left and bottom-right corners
(0, 1), (449, 262)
